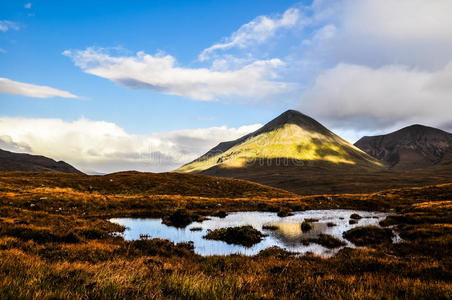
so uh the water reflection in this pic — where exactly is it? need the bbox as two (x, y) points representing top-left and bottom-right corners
(110, 210), (390, 256)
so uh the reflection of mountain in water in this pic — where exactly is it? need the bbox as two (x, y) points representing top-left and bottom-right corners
(264, 222), (328, 246)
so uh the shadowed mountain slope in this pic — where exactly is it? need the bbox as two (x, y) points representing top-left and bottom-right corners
(0, 148), (83, 174)
(355, 125), (452, 170)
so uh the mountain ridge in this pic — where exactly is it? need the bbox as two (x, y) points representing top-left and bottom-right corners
(0, 148), (84, 174)
(355, 124), (452, 170)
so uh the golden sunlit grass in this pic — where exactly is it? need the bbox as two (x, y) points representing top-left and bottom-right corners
(0, 171), (451, 299)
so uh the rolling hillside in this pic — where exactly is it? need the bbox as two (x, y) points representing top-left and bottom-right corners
(0, 148), (83, 174)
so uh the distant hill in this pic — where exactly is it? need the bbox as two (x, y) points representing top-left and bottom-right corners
(0, 148), (83, 174)
(176, 110), (384, 193)
(355, 125), (452, 170)
(0, 171), (295, 198)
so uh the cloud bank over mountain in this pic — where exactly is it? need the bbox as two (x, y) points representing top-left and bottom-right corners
(0, 117), (261, 173)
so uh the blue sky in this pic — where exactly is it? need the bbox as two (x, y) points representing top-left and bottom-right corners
(1, 0), (452, 172)
(0, 0), (305, 133)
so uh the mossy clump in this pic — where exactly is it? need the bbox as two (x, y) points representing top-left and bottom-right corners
(162, 209), (197, 228)
(203, 226), (265, 247)
(189, 227), (202, 231)
(262, 224), (278, 231)
(277, 207), (293, 217)
(302, 234), (346, 249)
(213, 210), (228, 218)
(350, 213), (362, 220)
(343, 226), (394, 246)
(301, 221), (312, 232)
(305, 218), (319, 223)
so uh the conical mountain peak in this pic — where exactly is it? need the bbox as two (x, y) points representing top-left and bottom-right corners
(176, 110), (382, 173)
(254, 110), (333, 136)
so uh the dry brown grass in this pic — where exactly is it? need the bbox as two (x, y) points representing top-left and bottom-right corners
(0, 171), (451, 299)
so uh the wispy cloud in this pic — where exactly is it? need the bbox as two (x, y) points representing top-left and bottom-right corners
(199, 8), (300, 61)
(0, 20), (20, 32)
(63, 48), (293, 101)
(0, 78), (78, 98)
(24, 3), (32, 9)
(0, 117), (261, 173)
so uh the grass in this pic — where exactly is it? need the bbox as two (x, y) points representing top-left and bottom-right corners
(161, 208), (202, 228)
(203, 226), (265, 247)
(302, 234), (346, 249)
(0, 171), (451, 298)
(262, 225), (279, 231)
(343, 226), (394, 246)
(277, 207), (293, 217)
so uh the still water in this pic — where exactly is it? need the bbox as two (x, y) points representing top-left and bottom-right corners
(110, 210), (391, 256)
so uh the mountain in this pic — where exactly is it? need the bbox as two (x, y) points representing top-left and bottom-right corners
(0, 148), (84, 174)
(178, 110), (383, 173)
(176, 110), (384, 193)
(354, 124), (452, 170)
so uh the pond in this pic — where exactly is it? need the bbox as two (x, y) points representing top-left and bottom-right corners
(110, 210), (394, 256)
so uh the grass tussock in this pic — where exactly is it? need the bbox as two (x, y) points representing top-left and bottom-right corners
(203, 226), (265, 247)
(302, 234), (346, 249)
(301, 221), (312, 232)
(343, 226), (394, 246)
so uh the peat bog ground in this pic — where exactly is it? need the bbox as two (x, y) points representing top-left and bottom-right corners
(0, 172), (451, 299)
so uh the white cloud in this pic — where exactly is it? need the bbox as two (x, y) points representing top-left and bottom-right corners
(0, 117), (262, 173)
(199, 8), (300, 61)
(282, 0), (452, 133)
(64, 48), (293, 101)
(301, 62), (452, 130)
(0, 78), (78, 99)
(341, 0), (452, 41)
(24, 3), (32, 9)
(300, 0), (452, 69)
(0, 20), (19, 32)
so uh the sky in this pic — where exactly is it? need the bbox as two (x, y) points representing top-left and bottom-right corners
(1, 0), (452, 173)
